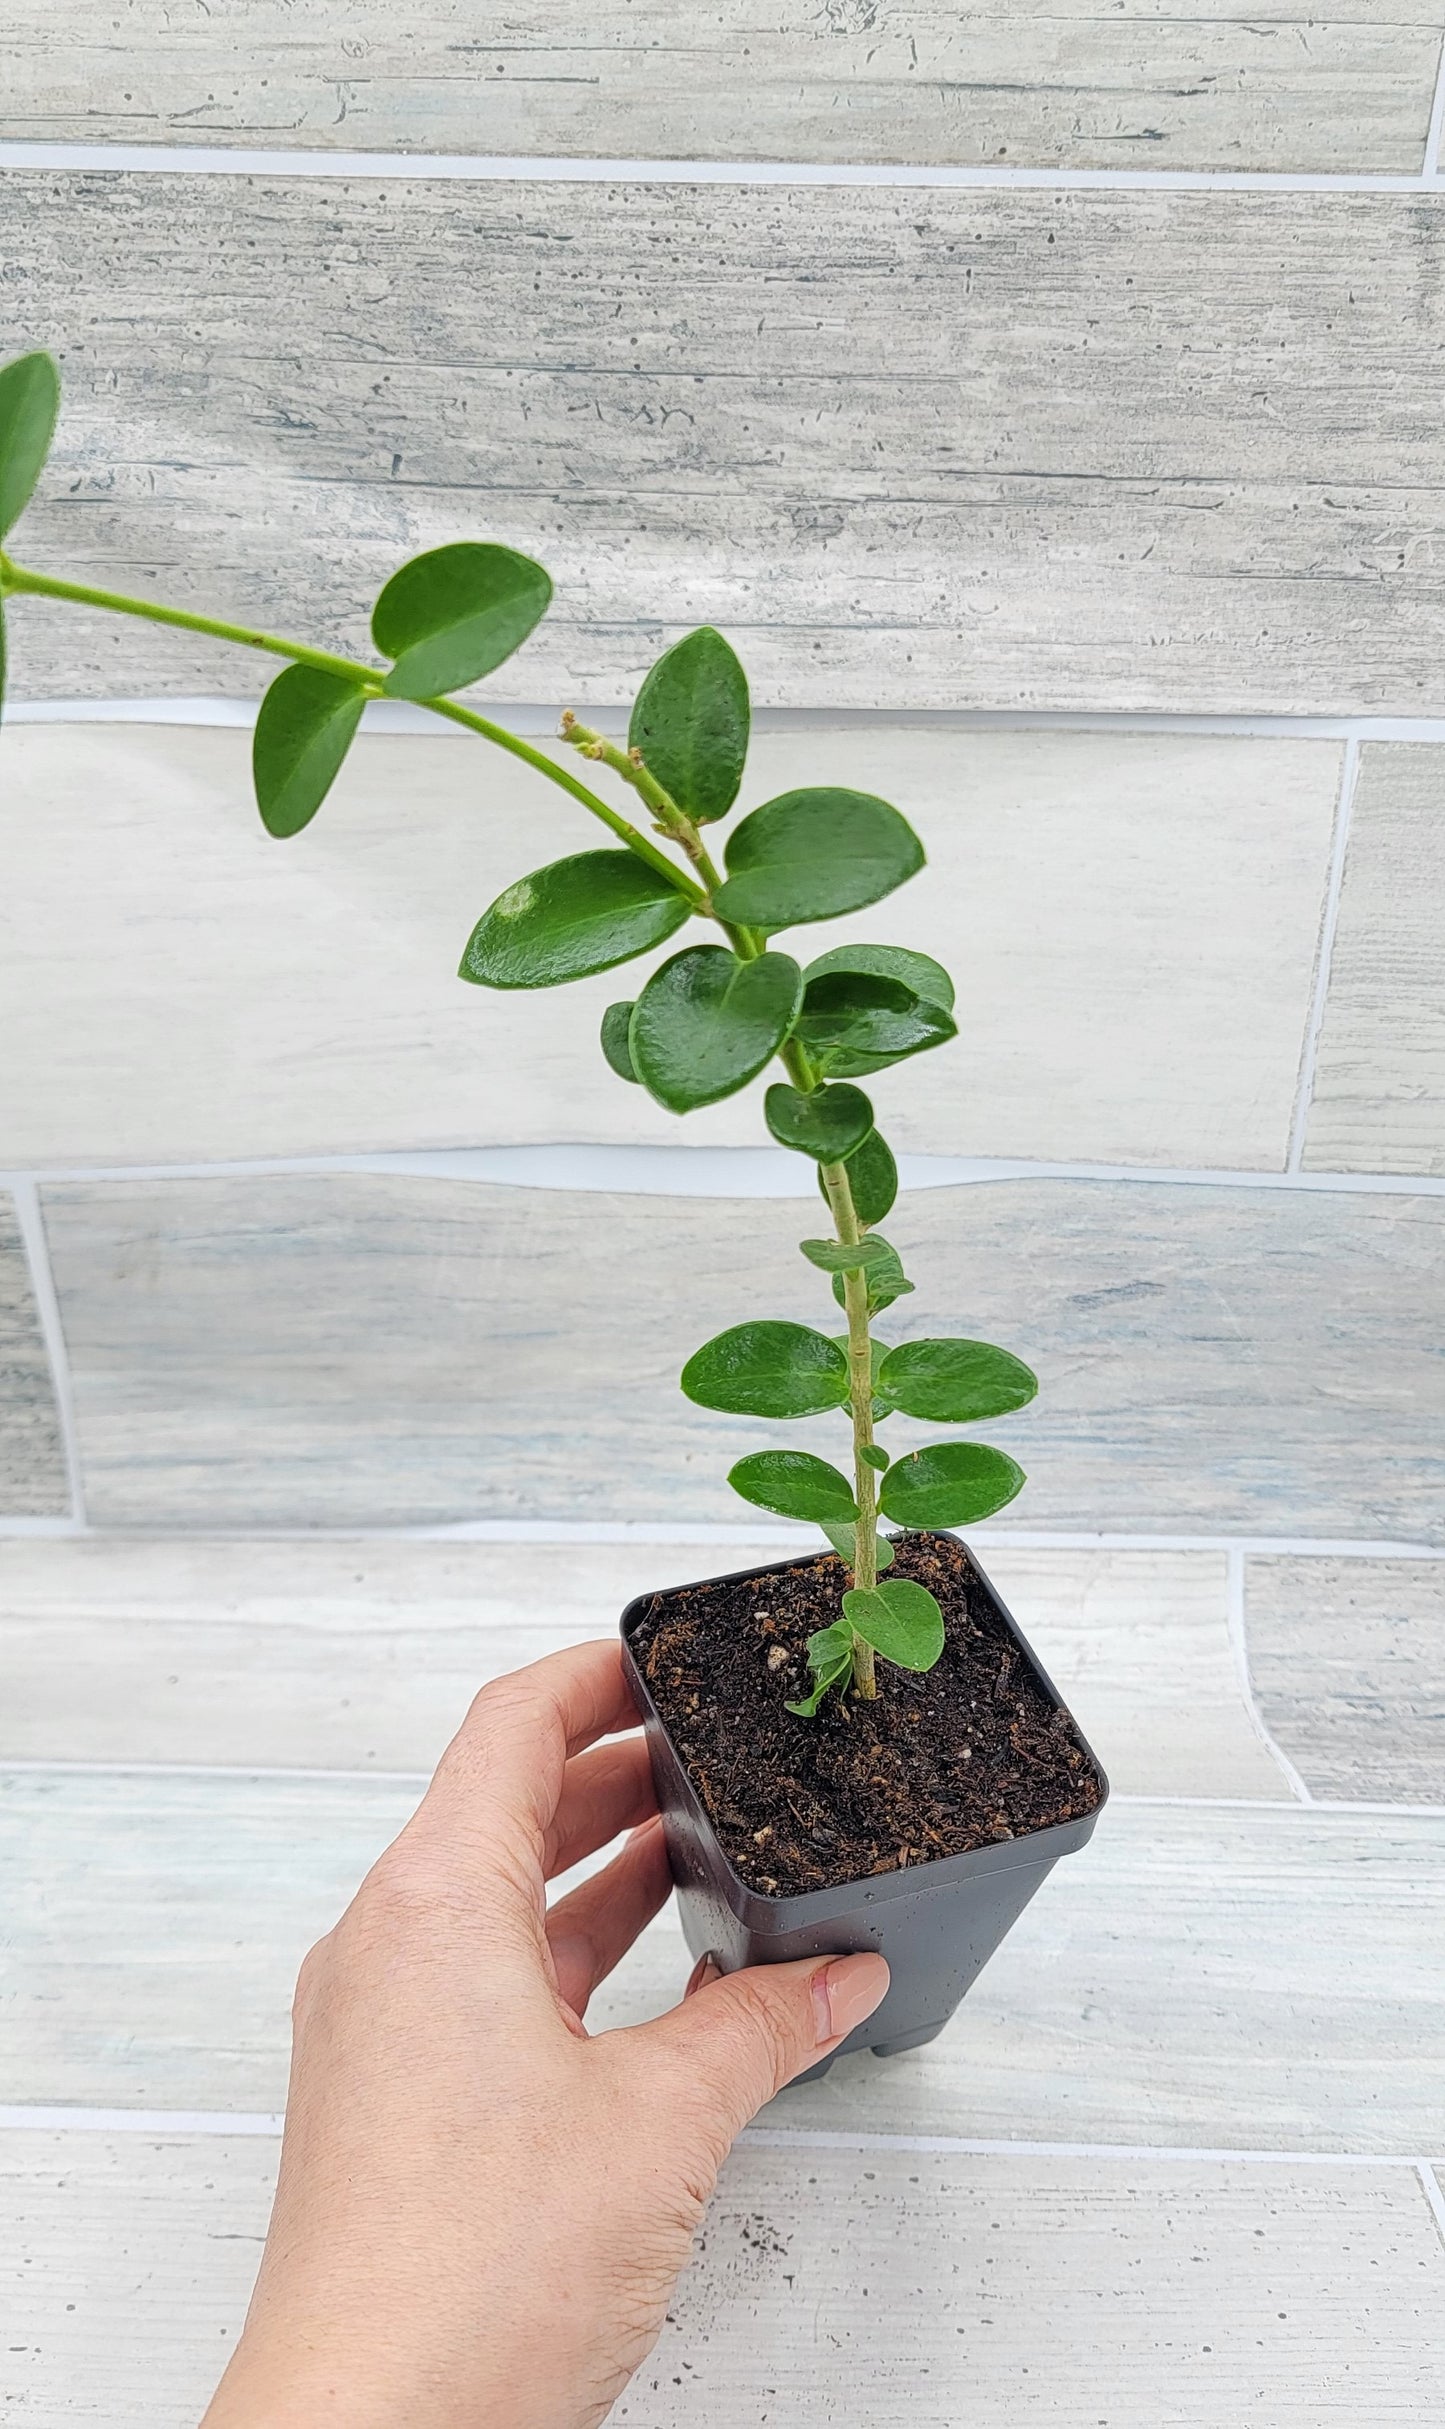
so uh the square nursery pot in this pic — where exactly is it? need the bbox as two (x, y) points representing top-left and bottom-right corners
(620, 1534), (1109, 2081)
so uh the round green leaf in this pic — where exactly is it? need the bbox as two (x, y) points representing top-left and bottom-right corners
(817, 1129), (897, 1228)
(0, 351), (61, 539)
(629, 945), (802, 1112)
(460, 851), (689, 989)
(252, 663), (367, 839)
(875, 1339), (1038, 1425)
(765, 1081), (874, 1162)
(822, 1520), (895, 1571)
(796, 968), (956, 1077)
(711, 789), (925, 929)
(373, 543), (552, 699)
(629, 627), (749, 825)
(831, 1238), (914, 1317)
(804, 942), (956, 1016)
(600, 1001), (640, 1082)
(681, 1321), (848, 1418)
(842, 1578), (945, 1672)
(879, 1442), (1026, 1528)
(728, 1451), (859, 1524)
(800, 1232), (897, 1276)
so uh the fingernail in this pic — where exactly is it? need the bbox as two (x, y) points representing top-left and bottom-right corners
(812, 1952), (890, 2045)
(685, 1951), (722, 1998)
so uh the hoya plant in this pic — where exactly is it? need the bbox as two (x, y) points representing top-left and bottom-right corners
(0, 349), (1037, 1714)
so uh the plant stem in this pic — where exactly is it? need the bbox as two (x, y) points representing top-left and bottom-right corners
(821, 1155), (879, 1698)
(560, 714), (761, 954)
(0, 556), (705, 905)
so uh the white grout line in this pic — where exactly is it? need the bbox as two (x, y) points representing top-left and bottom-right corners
(0, 142), (1441, 193)
(1226, 1547), (1315, 1805)
(1425, 34), (1445, 180)
(1287, 737), (1359, 1175)
(0, 2106), (285, 2136)
(14, 696), (1445, 744)
(1418, 2162), (1445, 2254)
(8, 1180), (87, 1530)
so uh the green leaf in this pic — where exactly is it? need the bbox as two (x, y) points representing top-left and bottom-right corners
(460, 851), (689, 989)
(600, 1001), (639, 1083)
(800, 1232), (897, 1276)
(804, 941), (956, 1016)
(821, 1520), (895, 1570)
(0, 351), (61, 539)
(630, 945), (802, 1113)
(786, 1619), (855, 1719)
(795, 968), (957, 1078)
(828, 1240), (914, 1315)
(859, 1443), (890, 1473)
(681, 1321), (848, 1418)
(628, 627), (749, 825)
(372, 543), (551, 700)
(842, 1579), (945, 1673)
(765, 1081), (873, 1162)
(879, 1442), (1027, 1528)
(817, 1129), (898, 1228)
(711, 789), (926, 929)
(728, 1451), (859, 1524)
(875, 1339), (1038, 1425)
(251, 664), (367, 839)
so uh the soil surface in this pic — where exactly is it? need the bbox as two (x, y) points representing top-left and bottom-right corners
(629, 1532), (1104, 1897)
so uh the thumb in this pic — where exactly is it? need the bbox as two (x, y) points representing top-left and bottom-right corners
(641, 1950), (890, 2145)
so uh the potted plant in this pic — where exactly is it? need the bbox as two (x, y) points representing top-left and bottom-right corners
(0, 351), (1107, 2070)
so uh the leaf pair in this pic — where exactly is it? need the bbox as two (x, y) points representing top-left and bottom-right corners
(681, 1317), (1036, 1428)
(0, 351), (62, 720)
(726, 1441), (1025, 1529)
(786, 1579), (944, 1717)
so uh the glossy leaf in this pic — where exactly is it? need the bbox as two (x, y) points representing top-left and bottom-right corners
(373, 543), (551, 699)
(728, 1450), (859, 1524)
(600, 1001), (640, 1083)
(711, 788), (925, 929)
(681, 1321), (848, 1418)
(765, 1081), (874, 1162)
(460, 851), (689, 989)
(800, 1232), (897, 1276)
(842, 1579), (945, 1672)
(822, 1520), (895, 1571)
(879, 1442), (1026, 1528)
(875, 1338), (1038, 1425)
(786, 1620), (855, 1719)
(829, 1240), (914, 1315)
(629, 945), (802, 1112)
(628, 626), (749, 825)
(817, 1129), (898, 1228)
(252, 663), (367, 839)
(795, 967), (956, 1077)
(0, 350), (60, 538)
(804, 941), (955, 1016)
(859, 1443), (890, 1473)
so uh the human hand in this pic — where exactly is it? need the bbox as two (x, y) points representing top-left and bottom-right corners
(202, 1638), (888, 2429)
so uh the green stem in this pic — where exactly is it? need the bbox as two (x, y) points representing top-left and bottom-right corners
(821, 1155), (879, 1698)
(560, 714), (761, 955)
(0, 557), (705, 906)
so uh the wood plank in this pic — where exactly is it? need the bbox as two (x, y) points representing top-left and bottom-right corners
(0, 1194), (68, 1519)
(5, 178), (1445, 714)
(6, 2131), (1444, 2428)
(0, 1538), (1284, 1798)
(1245, 1556), (1445, 1804)
(40, 1173), (1445, 1537)
(6, 1780), (1441, 2150)
(0, 721), (1337, 1170)
(1304, 745), (1445, 1179)
(3, 1), (1439, 173)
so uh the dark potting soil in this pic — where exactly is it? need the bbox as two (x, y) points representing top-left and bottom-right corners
(630, 1532), (1103, 1898)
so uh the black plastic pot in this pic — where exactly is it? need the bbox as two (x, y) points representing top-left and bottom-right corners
(620, 1535), (1108, 2080)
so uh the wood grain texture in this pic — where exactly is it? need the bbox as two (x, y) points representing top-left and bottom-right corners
(1303, 746), (1445, 1178)
(1246, 1556), (1445, 1804)
(40, 1173), (1445, 1537)
(3, 2), (1441, 173)
(0, 722), (1337, 1169)
(5, 1783), (1441, 2148)
(0, 1195), (68, 1519)
(6, 177), (1445, 714)
(0, 1537), (1286, 1797)
(7, 2136), (1445, 2429)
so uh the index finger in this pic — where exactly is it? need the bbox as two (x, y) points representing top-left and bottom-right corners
(414, 1638), (643, 1854)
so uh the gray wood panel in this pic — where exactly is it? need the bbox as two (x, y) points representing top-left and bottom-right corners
(1304, 745), (1445, 1179)
(4, 2), (1440, 174)
(6, 177), (1445, 714)
(0, 1538), (1287, 1797)
(0, 721), (1337, 1171)
(1246, 1556), (1445, 1804)
(7, 2134), (1444, 2429)
(5, 1781), (1441, 2149)
(0, 1194), (68, 1518)
(40, 1173), (1445, 1537)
